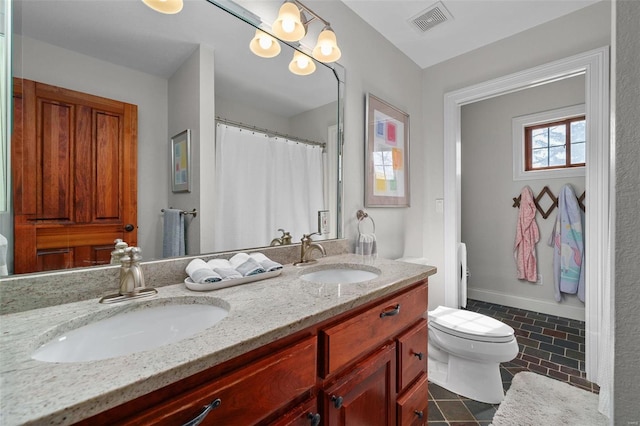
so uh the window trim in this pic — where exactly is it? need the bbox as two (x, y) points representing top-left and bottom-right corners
(512, 104), (585, 181)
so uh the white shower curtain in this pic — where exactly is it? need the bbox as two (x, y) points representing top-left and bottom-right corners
(213, 124), (325, 251)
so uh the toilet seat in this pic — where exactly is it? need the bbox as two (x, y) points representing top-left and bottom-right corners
(428, 306), (515, 343)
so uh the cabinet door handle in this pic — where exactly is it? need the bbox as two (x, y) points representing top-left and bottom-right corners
(182, 398), (221, 426)
(414, 410), (424, 419)
(331, 395), (343, 409)
(307, 412), (321, 426)
(380, 304), (400, 318)
(413, 351), (424, 360)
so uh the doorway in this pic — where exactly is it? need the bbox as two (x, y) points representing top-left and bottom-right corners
(443, 47), (610, 382)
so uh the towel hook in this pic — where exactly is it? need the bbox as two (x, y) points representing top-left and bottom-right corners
(356, 209), (375, 234)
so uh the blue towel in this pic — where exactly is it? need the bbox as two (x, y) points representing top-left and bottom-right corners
(162, 209), (185, 258)
(547, 184), (585, 302)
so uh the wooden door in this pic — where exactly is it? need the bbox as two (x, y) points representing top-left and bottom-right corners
(323, 343), (396, 426)
(12, 79), (137, 274)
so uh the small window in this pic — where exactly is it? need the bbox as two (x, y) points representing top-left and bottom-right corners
(525, 116), (586, 171)
(512, 105), (585, 181)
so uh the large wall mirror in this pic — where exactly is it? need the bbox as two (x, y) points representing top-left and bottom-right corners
(4, 0), (344, 276)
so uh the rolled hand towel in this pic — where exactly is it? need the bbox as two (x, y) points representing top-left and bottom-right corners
(228, 252), (250, 268)
(249, 252), (283, 272)
(185, 259), (222, 283)
(207, 259), (242, 280)
(234, 257), (266, 276)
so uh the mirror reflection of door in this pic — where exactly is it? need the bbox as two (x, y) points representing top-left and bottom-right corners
(12, 79), (137, 274)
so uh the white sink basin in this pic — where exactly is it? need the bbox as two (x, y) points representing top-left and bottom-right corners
(300, 265), (380, 284)
(32, 301), (229, 363)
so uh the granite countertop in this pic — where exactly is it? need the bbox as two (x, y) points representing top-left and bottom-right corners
(0, 254), (436, 425)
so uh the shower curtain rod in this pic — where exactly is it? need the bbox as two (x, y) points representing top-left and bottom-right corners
(215, 117), (326, 148)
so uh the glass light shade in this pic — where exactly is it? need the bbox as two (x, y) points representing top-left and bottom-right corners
(141, 0), (183, 14)
(289, 51), (316, 76)
(272, 2), (306, 42)
(312, 28), (341, 63)
(249, 29), (281, 58)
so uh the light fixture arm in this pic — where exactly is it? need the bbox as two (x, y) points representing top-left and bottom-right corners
(289, 0), (331, 29)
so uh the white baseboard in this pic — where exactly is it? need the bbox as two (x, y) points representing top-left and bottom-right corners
(467, 287), (585, 321)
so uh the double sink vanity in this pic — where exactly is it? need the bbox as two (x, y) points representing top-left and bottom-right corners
(0, 246), (435, 425)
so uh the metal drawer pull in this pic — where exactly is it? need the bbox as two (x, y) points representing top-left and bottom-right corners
(307, 412), (321, 426)
(380, 304), (400, 318)
(331, 395), (344, 409)
(414, 351), (424, 360)
(183, 398), (221, 426)
(414, 410), (424, 419)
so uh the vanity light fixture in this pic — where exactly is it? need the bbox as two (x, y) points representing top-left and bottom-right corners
(289, 50), (316, 76)
(311, 27), (341, 63)
(249, 29), (281, 58)
(272, 1), (307, 42)
(142, 0), (183, 14)
(269, 0), (341, 63)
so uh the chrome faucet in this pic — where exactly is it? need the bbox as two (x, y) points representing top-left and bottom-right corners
(294, 232), (326, 266)
(100, 246), (157, 304)
(270, 228), (293, 246)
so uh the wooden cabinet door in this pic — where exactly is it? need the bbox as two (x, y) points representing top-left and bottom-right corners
(269, 397), (321, 426)
(323, 343), (396, 426)
(12, 79), (137, 273)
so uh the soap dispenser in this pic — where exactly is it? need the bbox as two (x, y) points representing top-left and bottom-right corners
(110, 239), (129, 264)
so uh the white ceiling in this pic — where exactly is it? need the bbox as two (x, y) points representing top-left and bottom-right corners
(341, 0), (601, 69)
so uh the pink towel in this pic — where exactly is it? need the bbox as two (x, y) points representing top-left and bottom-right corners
(514, 186), (540, 282)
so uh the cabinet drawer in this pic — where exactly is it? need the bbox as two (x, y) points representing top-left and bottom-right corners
(129, 336), (317, 425)
(396, 373), (428, 426)
(321, 283), (427, 377)
(397, 319), (428, 392)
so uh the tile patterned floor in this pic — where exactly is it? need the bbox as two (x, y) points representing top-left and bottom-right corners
(427, 299), (598, 425)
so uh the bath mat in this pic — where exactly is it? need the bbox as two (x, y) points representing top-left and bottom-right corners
(491, 372), (607, 426)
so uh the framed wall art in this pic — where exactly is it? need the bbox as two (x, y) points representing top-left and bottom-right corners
(365, 93), (410, 207)
(171, 129), (191, 193)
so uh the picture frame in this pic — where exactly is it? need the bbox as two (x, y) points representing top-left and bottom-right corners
(365, 93), (410, 207)
(171, 129), (191, 193)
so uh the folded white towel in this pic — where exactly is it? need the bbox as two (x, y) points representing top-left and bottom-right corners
(185, 259), (221, 284)
(206, 259), (242, 280)
(356, 233), (377, 257)
(249, 252), (283, 272)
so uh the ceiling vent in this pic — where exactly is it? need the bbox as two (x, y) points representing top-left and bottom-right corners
(408, 1), (453, 34)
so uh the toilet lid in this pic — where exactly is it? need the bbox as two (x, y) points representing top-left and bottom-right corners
(428, 306), (515, 343)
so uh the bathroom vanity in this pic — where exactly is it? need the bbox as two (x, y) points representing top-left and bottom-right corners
(0, 254), (435, 425)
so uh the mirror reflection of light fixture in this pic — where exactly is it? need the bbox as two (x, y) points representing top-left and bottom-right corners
(249, 29), (281, 58)
(142, 0), (183, 14)
(312, 27), (341, 63)
(289, 50), (316, 76)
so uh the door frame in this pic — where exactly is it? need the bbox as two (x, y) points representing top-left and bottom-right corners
(443, 47), (610, 382)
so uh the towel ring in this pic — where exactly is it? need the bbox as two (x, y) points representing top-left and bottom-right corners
(356, 209), (375, 234)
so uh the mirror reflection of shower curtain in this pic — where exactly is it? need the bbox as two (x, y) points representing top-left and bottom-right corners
(213, 124), (325, 251)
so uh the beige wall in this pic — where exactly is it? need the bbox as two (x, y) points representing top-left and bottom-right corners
(461, 76), (586, 320)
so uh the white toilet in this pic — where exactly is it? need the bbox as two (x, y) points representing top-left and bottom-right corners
(399, 243), (519, 404)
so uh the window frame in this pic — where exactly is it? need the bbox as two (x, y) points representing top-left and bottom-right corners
(512, 104), (586, 181)
(525, 115), (586, 171)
